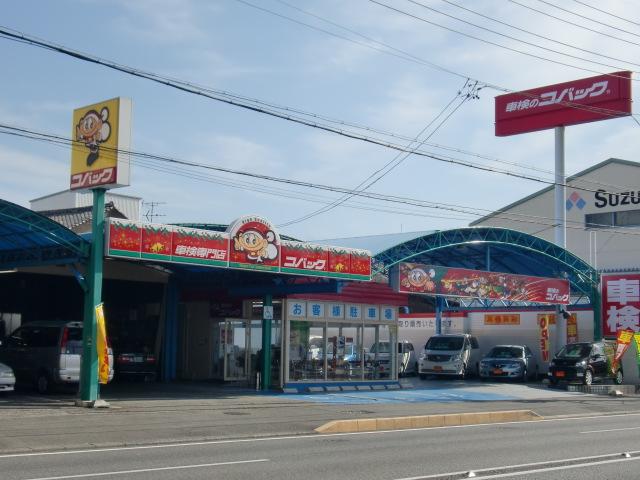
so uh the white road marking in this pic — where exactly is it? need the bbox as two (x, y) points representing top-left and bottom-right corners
(394, 452), (640, 479)
(581, 426), (640, 434)
(2, 412), (640, 459)
(20, 458), (269, 480)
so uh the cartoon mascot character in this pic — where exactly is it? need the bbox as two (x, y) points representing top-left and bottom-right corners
(76, 107), (111, 166)
(234, 229), (278, 263)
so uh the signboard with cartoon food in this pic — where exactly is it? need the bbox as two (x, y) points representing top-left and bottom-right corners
(227, 215), (280, 272)
(70, 97), (132, 190)
(392, 263), (570, 304)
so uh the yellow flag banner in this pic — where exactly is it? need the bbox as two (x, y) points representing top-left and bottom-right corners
(634, 333), (640, 376)
(95, 303), (110, 385)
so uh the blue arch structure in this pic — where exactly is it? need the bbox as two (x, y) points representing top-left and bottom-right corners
(372, 227), (599, 315)
(0, 199), (89, 269)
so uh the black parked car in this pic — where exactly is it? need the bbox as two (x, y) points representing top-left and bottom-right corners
(114, 340), (157, 382)
(548, 341), (622, 386)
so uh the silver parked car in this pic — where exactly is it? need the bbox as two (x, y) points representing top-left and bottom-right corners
(367, 341), (418, 376)
(0, 362), (15, 392)
(0, 321), (114, 393)
(479, 345), (538, 381)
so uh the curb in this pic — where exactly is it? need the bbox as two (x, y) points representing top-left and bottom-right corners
(314, 410), (542, 434)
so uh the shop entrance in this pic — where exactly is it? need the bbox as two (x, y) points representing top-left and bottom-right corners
(220, 319), (262, 383)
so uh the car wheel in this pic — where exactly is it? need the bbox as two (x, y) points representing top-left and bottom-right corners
(36, 372), (50, 394)
(414, 362), (419, 376)
(520, 368), (527, 383)
(584, 369), (593, 386)
(614, 369), (623, 385)
(419, 373), (427, 380)
(549, 377), (558, 387)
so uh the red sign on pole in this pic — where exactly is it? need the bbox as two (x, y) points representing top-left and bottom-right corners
(495, 71), (632, 136)
(602, 274), (640, 338)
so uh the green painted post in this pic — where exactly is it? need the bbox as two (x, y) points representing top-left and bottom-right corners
(79, 188), (105, 402)
(261, 294), (273, 391)
(592, 277), (602, 341)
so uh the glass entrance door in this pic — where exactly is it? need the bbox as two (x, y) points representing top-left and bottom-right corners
(224, 319), (248, 381)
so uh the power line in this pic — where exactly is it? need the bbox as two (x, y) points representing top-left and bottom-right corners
(279, 80), (479, 228)
(1, 25), (638, 196)
(509, 0), (640, 48)
(4, 122), (640, 238)
(1, 121), (626, 199)
(406, 0), (639, 73)
(536, 0), (640, 38)
(235, 1), (640, 122)
(440, 0), (640, 68)
(369, 0), (640, 77)
(570, 0), (640, 29)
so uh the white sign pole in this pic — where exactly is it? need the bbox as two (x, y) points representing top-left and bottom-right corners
(555, 126), (567, 350)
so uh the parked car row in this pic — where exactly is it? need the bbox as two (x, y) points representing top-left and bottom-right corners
(416, 334), (623, 386)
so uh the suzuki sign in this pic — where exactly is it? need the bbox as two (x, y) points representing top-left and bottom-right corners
(495, 71), (632, 136)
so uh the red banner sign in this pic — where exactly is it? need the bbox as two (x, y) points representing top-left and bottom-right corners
(538, 314), (553, 362)
(495, 71), (632, 136)
(393, 263), (570, 304)
(105, 218), (371, 281)
(602, 274), (640, 338)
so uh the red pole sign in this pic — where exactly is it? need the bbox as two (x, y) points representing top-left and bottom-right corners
(495, 71), (632, 136)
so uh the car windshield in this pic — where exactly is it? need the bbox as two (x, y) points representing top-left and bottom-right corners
(370, 342), (390, 354)
(557, 343), (591, 359)
(426, 337), (463, 351)
(487, 346), (523, 359)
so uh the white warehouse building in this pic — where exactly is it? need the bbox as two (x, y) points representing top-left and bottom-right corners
(470, 158), (640, 274)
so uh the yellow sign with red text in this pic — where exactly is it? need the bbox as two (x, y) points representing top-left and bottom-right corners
(484, 314), (520, 325)
(70, 97), (131, 190)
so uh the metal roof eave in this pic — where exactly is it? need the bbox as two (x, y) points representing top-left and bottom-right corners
(0, 199), (90, 269)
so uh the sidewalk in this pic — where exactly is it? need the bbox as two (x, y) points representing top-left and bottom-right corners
(1, 380), (639, 454)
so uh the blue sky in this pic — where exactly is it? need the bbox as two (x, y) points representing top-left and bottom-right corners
(2, 0), (640, 240)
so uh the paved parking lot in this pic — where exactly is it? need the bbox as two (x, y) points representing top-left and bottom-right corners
(277, 377), (588, 404)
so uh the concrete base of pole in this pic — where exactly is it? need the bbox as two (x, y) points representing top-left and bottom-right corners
(74, 399), (111, 408)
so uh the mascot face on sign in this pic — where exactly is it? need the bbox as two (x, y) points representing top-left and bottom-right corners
(234, 229), (278, 263)
(76, 107), (111, 166)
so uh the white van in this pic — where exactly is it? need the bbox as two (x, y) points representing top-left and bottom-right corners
(418, 334), (480, 379)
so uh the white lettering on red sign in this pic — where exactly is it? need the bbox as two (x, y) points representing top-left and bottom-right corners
(174, 244), (226, 260)
(505, 81), (608, 113)
(70, 167), (116, 189)
(545, 287), (569, 303)
(605, 277), (640, 334)
(283, 256), (326, 270)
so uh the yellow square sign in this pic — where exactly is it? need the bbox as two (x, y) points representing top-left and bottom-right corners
(70, 97), (131, 190)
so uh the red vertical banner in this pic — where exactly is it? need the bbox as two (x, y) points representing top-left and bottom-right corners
(614, 328), (634, 370)
(567, 313), (578, 344)
(538, 314), (554, 362)
(602, 274), (640, 337)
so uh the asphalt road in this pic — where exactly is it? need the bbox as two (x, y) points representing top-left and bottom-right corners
(2, 412), (640, 480)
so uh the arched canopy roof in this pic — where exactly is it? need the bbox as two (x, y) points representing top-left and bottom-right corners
(0, 199), (89, 269)
(370, 227), (597, 297)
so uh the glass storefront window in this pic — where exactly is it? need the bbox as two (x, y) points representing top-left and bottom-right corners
(289, 321), (325, 381)
(326, 323), (362, 381)
(364, 324), (396, 380)
(286, 317), (397, 383)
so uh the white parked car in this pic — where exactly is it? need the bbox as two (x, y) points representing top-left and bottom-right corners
(419, 334), (481, 379)
(0, 361), (15, 392)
